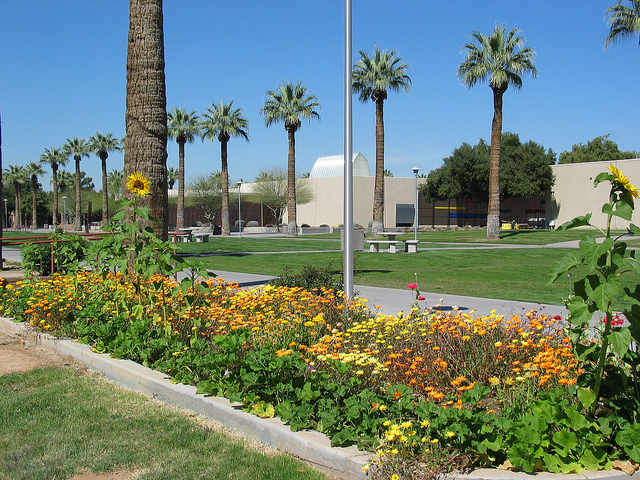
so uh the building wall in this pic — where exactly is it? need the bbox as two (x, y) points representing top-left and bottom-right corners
(548, 159), (640, 230)
(296, 176), (424, 228)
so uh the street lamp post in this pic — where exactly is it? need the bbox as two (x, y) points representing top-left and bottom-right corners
(412, 167), (419, 242)
(62, 196), (67, 232)
(236, 181), (242, 238)
(3, 199), (7, 230)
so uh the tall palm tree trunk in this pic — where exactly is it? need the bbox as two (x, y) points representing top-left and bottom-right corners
(52, 166), (59, 226)
(75, 157), (81, 230)
(124, 0), (168, 240)
(14, 187), (21, 228)
(176, 141), (185, 230)
(31, 177), (37, 228)
(286, 128), (297, 236)
(372, 97), (385, 236)
(220, 140), (230, 236)
(487, 86), (506, 240)
(101, 154), (109, 224)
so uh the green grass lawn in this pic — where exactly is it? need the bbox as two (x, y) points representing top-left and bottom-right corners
(188, 247), (575, 305)
(0, 366), (329, 480)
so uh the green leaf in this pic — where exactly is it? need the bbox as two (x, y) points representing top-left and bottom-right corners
(548, 250), (584, 284)
(628, 223), (640, 236)
(580, 447), (607, 471)
(594, 171), (614, 187)
(607, 328), (632, 358)
(566, 296), (594, 326)
(616, 424), (640, 463)
(577, 388), (596, 411)
(603, 200), (633, 221)
(553, 429), (578, 453)
(592, 277), (621, 312)
(558, 214), (592, 231)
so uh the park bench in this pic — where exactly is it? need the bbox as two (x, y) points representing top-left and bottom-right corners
(366, 239), (399, 253)
(193, 232), (210, 242)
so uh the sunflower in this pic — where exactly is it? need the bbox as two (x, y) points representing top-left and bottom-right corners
(609, 164), (639, 199)
(126, 172), (151, 197)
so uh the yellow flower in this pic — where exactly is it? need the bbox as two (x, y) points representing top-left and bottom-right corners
(488, 376), (500, 386)
(609, 164), (639, 199)
(391, 474), (400, 480)
(126, 172), (151, 197)
(420, 419), (431, 428)
(446, 431), (456, 438)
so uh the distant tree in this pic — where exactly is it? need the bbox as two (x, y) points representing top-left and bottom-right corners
(108, 169), (124, 205)
(383, 169), (394, 177)
(167, 107), (199, 230)
(5, 164), (27, 228)
(200, 100), (249, 236)
(167, 166), (178, 189)
(251, 167), (314, 231)
(26, 161), (45, 228)
(458, 24), (537, 239)
(558, 135), (638, 164)
(89, 132), (121, 224)
(605, 0), (640, 48)
(422, 133), (555, 202)
(260, 81), (320, 236)
(186, 172), (222, 228)
(353, 46), (411, 236)
(40, 146), (68, 226)
(64, 137), (91, 230)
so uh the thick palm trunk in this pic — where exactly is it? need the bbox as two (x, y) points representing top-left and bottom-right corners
(31, 177), (37, 228)
(14, 187), (21, 228)
(176, 140), (185, 230)
(101, 154), (109, 224)
(286, 128), (297, 236)
(371, 97), (385, 236)
(487, 86), (506, 240)
(124, 0), (168, 240)
(52, 166), (59, 226)
(75, 156), (81, 230)
(220, 140), (230, 236)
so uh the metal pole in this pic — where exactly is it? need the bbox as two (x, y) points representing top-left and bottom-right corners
(236, 181), (242, 238)
(413, 167), (419, 242)
(3, 199), (6, 229)
(343, 0), (354, 298)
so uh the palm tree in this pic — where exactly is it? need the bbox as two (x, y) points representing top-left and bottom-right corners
(124, 0), (168, 240)
(200, 100), (249, 236)
(5, 164), (27, 229)
(167, 166), (178, 189)
(89, 132), (121, 224)
(108, 169), (124, 202)
(353, 46), (411, 236)
(457, 25), (537, 240)
(167, 107), (199, 230)
(40, 147), (68, 226)
(25, 161), (45, 228)
(64, 137), (91, 230)
(260, 81), (320, 236)
(605, 0), (640, 47)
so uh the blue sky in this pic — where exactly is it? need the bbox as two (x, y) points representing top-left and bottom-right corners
(1, 1), (638, 191)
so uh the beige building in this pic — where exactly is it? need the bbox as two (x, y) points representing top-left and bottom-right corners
(548, 159), (640, 230)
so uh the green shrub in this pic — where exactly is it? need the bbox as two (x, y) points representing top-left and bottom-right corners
(22, 233), (88, 276)
(269, 263), (343, 293)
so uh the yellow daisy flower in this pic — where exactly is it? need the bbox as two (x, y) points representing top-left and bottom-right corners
(609, 164), (639, 199)
(126, 172), (151, 197)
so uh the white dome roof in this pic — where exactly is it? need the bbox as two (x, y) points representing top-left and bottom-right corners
(309, 153), (371, 178)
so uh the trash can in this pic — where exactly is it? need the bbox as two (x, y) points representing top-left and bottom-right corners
(341, 229), (365, 251)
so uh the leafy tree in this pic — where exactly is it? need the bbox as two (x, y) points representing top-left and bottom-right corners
(422, 133), (555, 202)
(25, 161), (45, 228)
(458, 24), (537, 239)
(251, 167), (313, 231)
(558, 135), (638, 164)
(200, 100), (249, 236)
(352, 46), (411, 236)
(64, 137), (91, 230)
(124, 0), (168, 240)
(605, 0), (640, 48)
(167, 107), (199, 230)
(40, 146), (68, 226)
(260, 81), (320, 236)
(89, 132), (121, 224)
(186, 172), (222, 228)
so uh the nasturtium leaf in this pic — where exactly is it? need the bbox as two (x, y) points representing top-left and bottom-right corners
(553, 429), (578, 454)
(577, 387), (596, 411)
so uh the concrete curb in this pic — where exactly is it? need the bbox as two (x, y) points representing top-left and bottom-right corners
(2, 317), (639, 480)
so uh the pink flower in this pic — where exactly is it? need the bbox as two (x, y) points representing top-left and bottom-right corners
(604, 313), (624, 327)
(417, 296), (426, 301)
(407, 283), (418, 290)
(553, 315), (563, 321)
